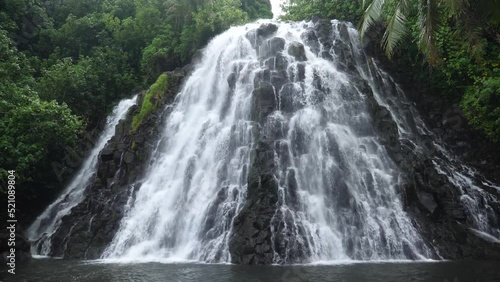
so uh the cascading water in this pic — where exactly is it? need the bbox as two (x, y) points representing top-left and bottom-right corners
(102, 25), (258, 262)
(342, 26), (500, 245)
(32, 18), (500, 263)
(102, 19), (456, 263)
(27, 95), (137, 256)
(364, 61), (500, 243)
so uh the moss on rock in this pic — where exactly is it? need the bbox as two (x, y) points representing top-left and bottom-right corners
(131, 73), (169, 131)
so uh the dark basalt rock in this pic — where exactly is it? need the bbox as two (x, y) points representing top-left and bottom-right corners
(100, 148), (114, 162)
(263, 53), (288, 71)
(252, 81), (276, 123)
(288, 42), (307, 61)
(274, 52), (288, 70)
(229, 141), (279, 264)
(285, 168), (300, 210)
(257, 23), (278, 38)
(246, 23), (279, 49)
(296, 63), (306, 81)
(230, 29), (295, 263)
(270, 70), (288, 93)
(331, 24), (356, 72)
(123, 151), (135, 164)
(416, 191), (438, 214)
(301, 30), (320, 55)
(259, 37), (285, 59)
(278, 83), (299, 113)
(227, 72), (237, 90)
(314, 19), (333, 50)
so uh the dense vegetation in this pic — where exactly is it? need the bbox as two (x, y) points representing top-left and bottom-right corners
(283, 0), (500, 142)
(0, 0), (271, 221)
(282, 0), (363, 23)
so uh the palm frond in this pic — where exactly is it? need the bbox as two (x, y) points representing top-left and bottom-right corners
(468, 32), (486, 61)
(441, 0), (468, 18)
(382, 2), (408, 58)
(398, 0), (411, 14)
(462, 17), (486, 60)
(360, 0), (385, 39)
(418, 0), (440, 64)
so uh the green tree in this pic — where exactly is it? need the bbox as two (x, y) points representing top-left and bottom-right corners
(37, 47), (136, 127)
(242, 0), (273, 20)
(462, 74), (500, 142)
(360, 0), (500, 62)
(141, 28), (178, 82)
(0, 99), (83, 184)
(0, 31), (83, 187)
(41, 13), (115, 59)
(282, 0), (363, 23)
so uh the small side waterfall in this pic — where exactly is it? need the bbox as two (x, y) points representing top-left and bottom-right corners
(432, 147), (500, 241)
(27, 96), (137, 256)
(359, 57), (500, 244)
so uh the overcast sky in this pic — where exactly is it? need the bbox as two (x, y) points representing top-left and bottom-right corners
(270, 0), (284, 19)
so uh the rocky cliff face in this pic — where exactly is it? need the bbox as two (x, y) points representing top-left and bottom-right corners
(43, 19), (500, 263)
(366, 61), (500, 260)
(48, 69), (187, 259)
(360, 22), (500, 260)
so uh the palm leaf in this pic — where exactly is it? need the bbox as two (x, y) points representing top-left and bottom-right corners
(418, 0), (440, 64)
(360, 0), (385, 39)
(441, 0), (468, 18)
(397, 0), (411, 14)
(382, 1), (409, 58)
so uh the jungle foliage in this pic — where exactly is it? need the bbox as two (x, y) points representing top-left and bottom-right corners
(0, 0), (271, 202)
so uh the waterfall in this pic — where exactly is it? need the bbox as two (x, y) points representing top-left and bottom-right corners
(31, 18), (500, 263)
(102, 20), (445, 263)
(27, 95), (137, 256)
(356, 55), (500, 243)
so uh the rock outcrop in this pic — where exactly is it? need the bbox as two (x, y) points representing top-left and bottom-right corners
(48, 68), (187, 259)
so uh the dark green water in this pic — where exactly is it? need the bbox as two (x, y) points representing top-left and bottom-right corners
(2, 259), (500, 282)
